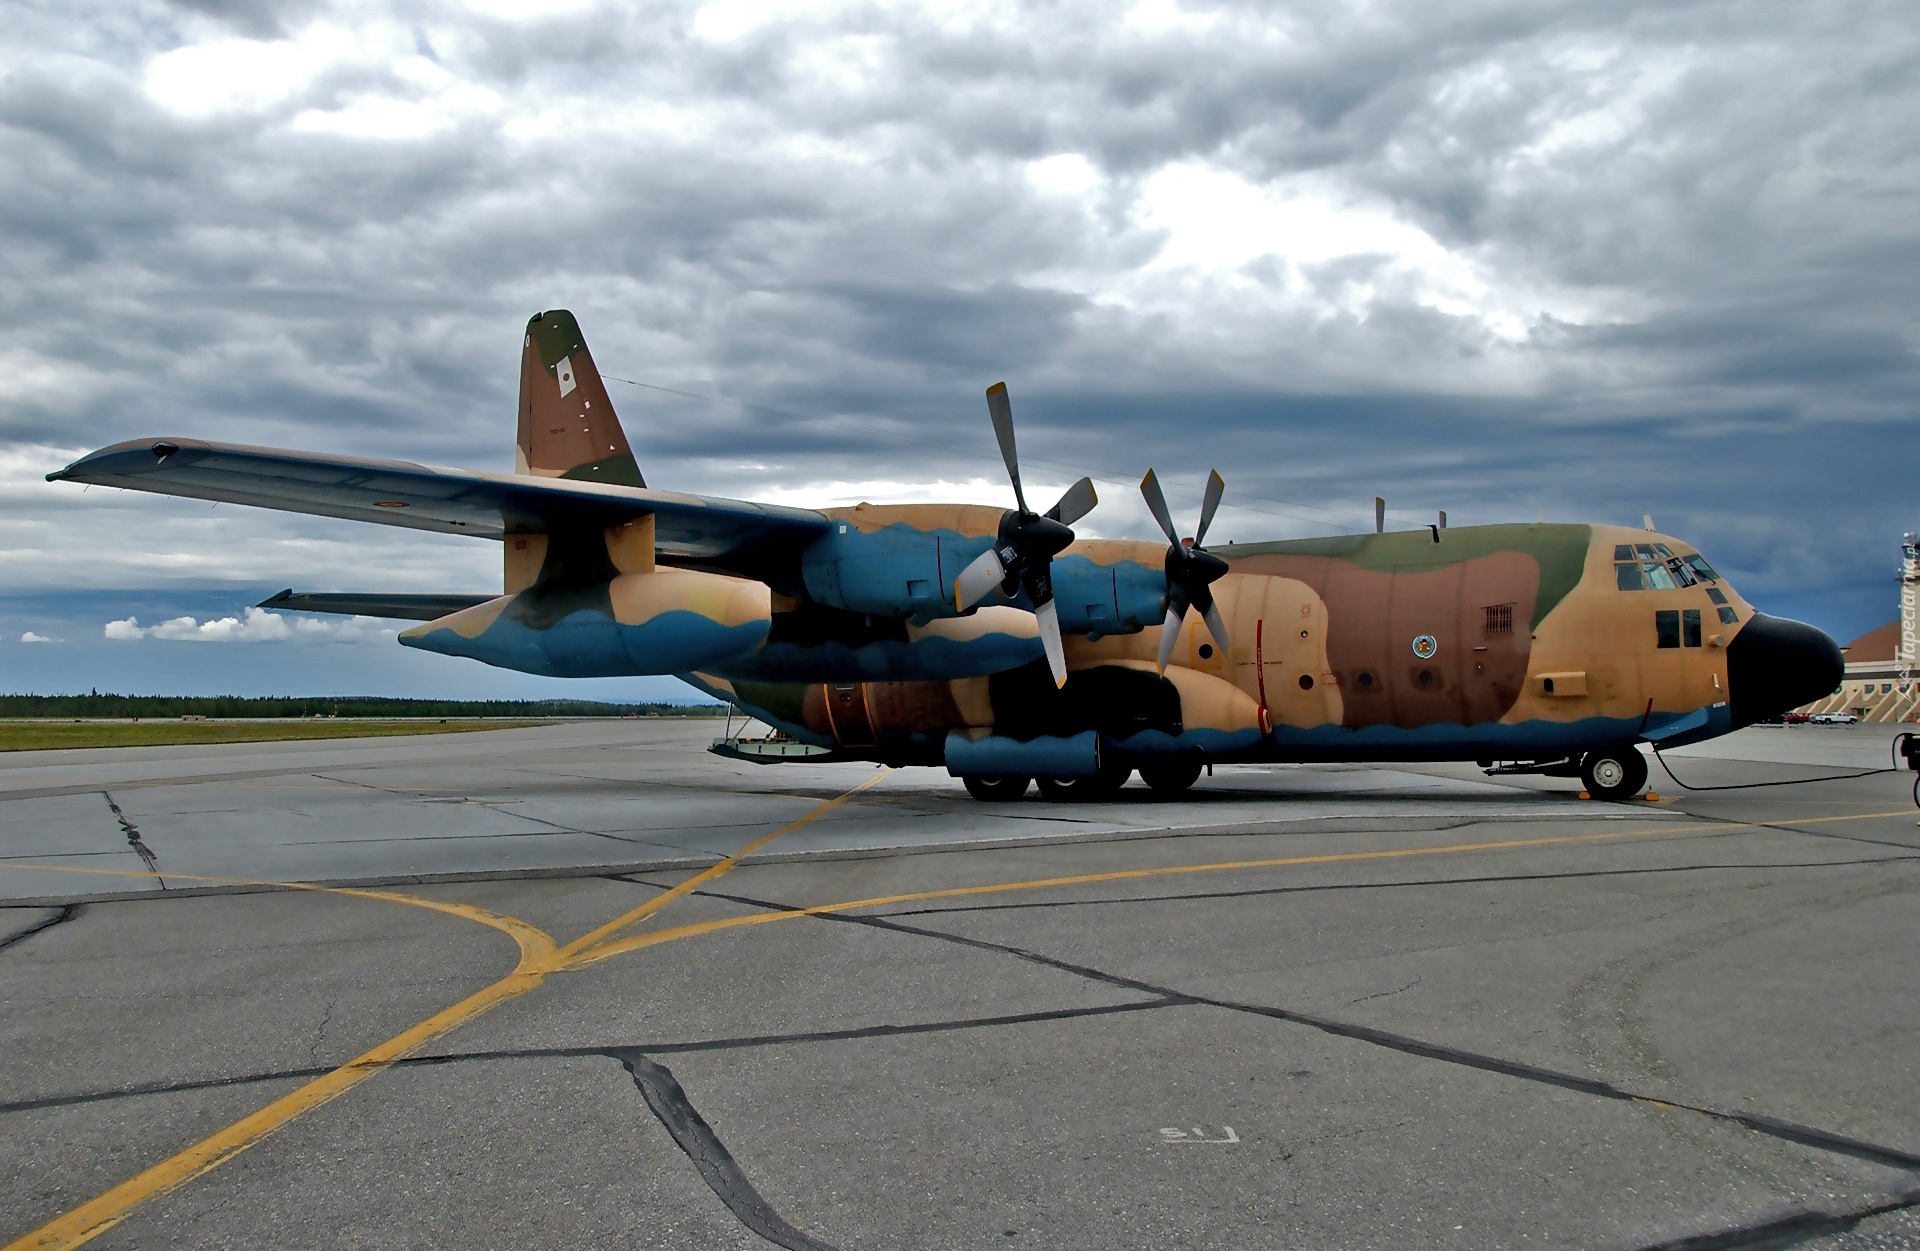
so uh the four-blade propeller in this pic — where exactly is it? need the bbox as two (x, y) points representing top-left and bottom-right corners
(951, 382), (1098, 688)
(1140, 467), (1231, 674)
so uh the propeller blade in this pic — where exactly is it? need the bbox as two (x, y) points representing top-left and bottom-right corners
(1139, 469), (1180, 545)
(953, 546), (1008, 611)
(1194, 470), (1225, 546)
(1199, 596), (1231, 659)
(1155, 586), (1191, 674)
(1046, 476), (1098, 527)
(985, 382), (1029, 515)
(1034, 597), (1068, 688)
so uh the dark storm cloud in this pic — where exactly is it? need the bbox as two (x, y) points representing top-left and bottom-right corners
(1, 0), (1916, 673)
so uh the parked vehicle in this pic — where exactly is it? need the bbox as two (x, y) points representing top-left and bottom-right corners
(1808, 712), (1859, 725)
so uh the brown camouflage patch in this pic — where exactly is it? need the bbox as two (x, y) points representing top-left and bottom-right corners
(1231, 551), (1539, 728)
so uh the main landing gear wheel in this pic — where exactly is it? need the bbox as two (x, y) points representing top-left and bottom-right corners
(962, 775), (1031, 802)
(1036, 765), (1131, 802)
(1580, 747), (1649, 801)
(1138, 760), (1203, 794)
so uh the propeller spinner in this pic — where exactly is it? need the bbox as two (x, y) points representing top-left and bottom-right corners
(1140, 468), (1231, 674)
(951, 382), (1098, 688)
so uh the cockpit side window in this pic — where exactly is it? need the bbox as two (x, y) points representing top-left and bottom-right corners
(1616, 561), (1645, 591)
(1683, 554), (1720, 582)
(1643, 562), (1678, 590)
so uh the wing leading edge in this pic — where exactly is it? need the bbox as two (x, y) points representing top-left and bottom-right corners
(49, 438), (830, 563)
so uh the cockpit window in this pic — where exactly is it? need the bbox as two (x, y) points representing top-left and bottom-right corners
(1615, 543), (1728, 593)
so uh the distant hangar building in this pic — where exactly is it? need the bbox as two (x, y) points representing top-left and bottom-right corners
(1796, 533), (1919, 723)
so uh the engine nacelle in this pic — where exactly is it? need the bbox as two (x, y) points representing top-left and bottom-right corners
(400, 570), (771, 678)
(799, 507), (1166, 635)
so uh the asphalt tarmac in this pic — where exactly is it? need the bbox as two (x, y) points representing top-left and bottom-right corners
(2, 721), (1916, 1250)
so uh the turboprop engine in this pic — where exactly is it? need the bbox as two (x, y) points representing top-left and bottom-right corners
(400, 568), (771, 678)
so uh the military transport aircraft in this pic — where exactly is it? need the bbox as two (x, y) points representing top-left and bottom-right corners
(49, 310), (1843, 802)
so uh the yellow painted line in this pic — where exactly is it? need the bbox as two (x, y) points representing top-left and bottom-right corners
(558, 769), (892, 960)
(0, 863), (559, 961)
(570, 808), (1919, 966)
(3, 773), (890, 1251)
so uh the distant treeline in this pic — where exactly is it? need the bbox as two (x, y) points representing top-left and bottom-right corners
(0, 694), (726, 719)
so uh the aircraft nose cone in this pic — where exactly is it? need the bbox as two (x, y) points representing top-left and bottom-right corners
(1726, 612), (1843, 728)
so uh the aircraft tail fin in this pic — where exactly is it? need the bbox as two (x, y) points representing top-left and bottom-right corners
(516, 309), (644, 489)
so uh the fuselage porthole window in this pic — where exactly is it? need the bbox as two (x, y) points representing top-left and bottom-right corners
(1655, 609), (1680, 649)
(1706, 587), (1728, 605)
(1718, 606), (1739, 625)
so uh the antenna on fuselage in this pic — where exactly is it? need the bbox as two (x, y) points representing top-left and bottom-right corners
(1643, 513), (1657, 531)
(1374, 497), (1385, 534)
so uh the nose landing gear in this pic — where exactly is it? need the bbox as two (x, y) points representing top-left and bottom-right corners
(1581, 747), (1649, 801)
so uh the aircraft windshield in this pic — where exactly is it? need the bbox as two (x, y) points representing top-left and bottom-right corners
(1613, 544), (1720, 591)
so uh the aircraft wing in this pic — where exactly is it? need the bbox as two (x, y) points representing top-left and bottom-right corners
(48, 437), (830, 562)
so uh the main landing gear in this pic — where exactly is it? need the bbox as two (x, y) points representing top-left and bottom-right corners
(1580, 747), (1649, 801)
(1137, 760), (1203, 794)
(1036, 762), (1132, 801)
(962, 762), (1148, 802)
(962, 775), (1031, 802)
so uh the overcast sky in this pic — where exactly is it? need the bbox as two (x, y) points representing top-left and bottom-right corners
(2, 0), (1916, 699)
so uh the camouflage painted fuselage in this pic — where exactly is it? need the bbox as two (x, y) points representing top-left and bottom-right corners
(664, 519), (1781, 768)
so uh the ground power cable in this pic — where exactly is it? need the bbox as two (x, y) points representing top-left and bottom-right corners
(1648, 734), (1913, 805)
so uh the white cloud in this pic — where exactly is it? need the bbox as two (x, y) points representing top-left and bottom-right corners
(101, 608), (396, 643)
(19, 631), (52, 643)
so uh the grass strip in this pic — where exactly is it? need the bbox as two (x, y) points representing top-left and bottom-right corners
(0, 720), (553, 752)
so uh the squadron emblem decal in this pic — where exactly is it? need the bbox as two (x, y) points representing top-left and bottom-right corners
(1411, 634), (1438, 659)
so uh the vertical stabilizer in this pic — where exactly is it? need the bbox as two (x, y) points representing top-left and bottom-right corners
(517, 310), (644, 488)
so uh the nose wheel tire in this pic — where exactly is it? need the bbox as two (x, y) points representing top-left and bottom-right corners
(1580, 748), (1649, 801)
(1138, 760), (1204, 794)
(962, 775), (1031, 802)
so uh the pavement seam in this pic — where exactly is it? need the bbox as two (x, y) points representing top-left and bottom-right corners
(0, 903), (84, 954)
(0, 1001), (1179, 1116)
(1618, 1186), (1920, 1250)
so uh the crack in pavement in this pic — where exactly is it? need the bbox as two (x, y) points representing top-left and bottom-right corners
(1351, 977), (1421, 1005)
(308, 1000), (335, 1068)
(100, 792), (163, 888)
(0, 903), (84, 954)
(609, 1050), (848, 1251)
(1623, 1186), (1920, 1250)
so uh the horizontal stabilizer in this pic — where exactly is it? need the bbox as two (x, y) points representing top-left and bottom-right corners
(257, 589), (498, 621)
